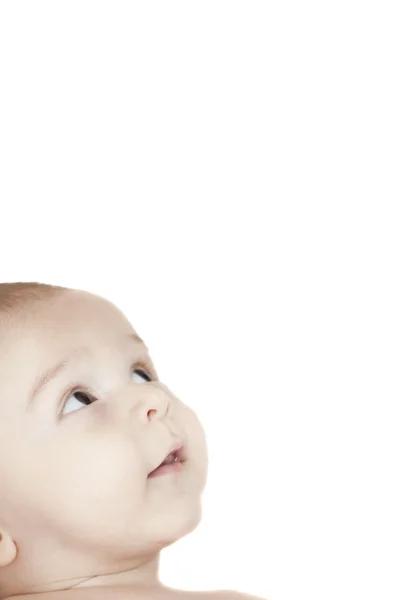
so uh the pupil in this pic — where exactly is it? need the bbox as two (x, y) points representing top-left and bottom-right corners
(74, 391), (92, 404)
(136, 369), (151, 382)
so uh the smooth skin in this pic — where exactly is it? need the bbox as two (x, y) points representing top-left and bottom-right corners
(0, 290), (265, 600)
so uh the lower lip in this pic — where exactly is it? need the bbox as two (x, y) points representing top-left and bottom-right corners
(147, 461), (185, 478)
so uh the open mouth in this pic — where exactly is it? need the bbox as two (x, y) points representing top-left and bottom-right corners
(147, 444), (187, 478)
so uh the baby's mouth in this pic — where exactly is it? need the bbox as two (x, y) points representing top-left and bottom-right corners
(147, 444), (187, 478)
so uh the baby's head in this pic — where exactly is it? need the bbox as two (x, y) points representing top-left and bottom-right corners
(0, 283), (208, 598)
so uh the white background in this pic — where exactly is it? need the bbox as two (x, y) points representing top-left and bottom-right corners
(0, 2), (399, 599)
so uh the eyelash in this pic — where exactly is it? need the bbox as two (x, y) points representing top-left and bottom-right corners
(59, 359), (157, 411)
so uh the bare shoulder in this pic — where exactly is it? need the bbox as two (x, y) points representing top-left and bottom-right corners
(198, 591), (267, 600)
(162, 587), (267, 600)
(216, 592), (268, 600)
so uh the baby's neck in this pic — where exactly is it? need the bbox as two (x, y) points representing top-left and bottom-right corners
(4, 583), (237, 600)
(1, 555), (161, 599)
(68, 556), (160, 590)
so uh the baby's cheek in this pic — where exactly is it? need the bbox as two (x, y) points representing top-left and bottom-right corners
(41, 433), (145, 531)
(59, 432), (141, 492)
(55, 405), (140, 485)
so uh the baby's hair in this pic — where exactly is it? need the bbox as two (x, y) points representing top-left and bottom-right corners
(0, 282), (69, 323)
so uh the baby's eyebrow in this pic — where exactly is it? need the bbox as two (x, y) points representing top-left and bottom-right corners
(27, 332), (147, 408)
(128, 331), (147, 349)
(28, 358), (72, 407)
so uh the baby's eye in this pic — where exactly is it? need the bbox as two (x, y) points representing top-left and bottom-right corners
(61, 368), (153, 416)
(131, 367), (153, 383)
(61, 390), (95, 416)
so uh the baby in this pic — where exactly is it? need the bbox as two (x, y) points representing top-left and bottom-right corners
(0, 283), (265, 600)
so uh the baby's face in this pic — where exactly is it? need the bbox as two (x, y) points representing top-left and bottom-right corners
(0, 291), (207, 589)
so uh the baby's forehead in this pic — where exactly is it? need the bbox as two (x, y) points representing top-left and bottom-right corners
(0, 292), (142, 380)
(4, 291), (132, 341)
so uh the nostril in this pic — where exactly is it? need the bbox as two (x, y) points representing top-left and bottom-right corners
(147, 409), (157, 420)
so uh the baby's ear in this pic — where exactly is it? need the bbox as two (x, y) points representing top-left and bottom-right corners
(0, 530), (17, 568)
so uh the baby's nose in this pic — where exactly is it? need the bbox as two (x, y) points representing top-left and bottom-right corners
(124, 384), (170, 424)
